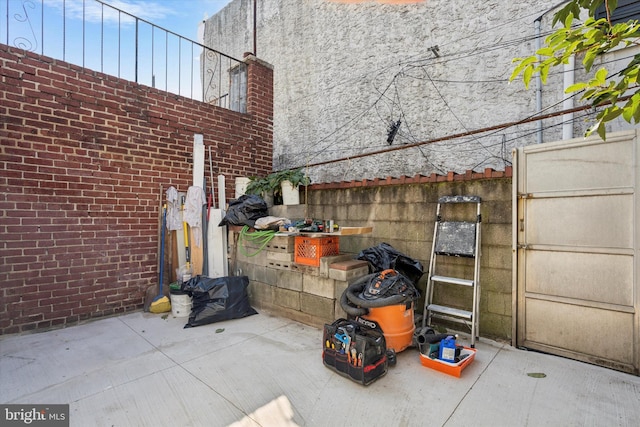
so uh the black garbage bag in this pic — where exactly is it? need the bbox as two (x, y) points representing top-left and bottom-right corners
(356, 243), (424, 285)
(181, 275), (257, 328)
(218, 194), (268, 228)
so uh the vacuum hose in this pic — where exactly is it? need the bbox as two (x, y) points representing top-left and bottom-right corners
(340, 272), (414, 316)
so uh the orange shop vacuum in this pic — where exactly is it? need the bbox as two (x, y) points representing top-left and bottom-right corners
(340, 269), (420, 353)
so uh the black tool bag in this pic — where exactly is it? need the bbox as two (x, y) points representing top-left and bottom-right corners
(322, 318), (388, 385)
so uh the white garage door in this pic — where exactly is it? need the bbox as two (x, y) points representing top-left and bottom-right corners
(514, 129), (639, 375)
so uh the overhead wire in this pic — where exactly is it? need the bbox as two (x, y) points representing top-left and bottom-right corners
(284, 30), (562, 160)
(289, 46), (637, 168)
(279, 3), (636, 171)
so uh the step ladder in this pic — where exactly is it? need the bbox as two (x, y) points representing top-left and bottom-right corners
(422, 195), (482, 347)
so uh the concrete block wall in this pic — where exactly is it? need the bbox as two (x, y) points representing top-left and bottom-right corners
(305, 170), (513, 340)
(232, 229), (367, 328)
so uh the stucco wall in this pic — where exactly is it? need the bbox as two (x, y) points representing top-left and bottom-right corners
(204, 0), (636, 185)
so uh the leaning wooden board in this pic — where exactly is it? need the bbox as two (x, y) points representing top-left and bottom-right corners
(335, 226), (373, 235)
(295, 227), (373, 237)
(190, 134), (205, 276)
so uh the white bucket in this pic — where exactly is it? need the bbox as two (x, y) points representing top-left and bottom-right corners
(170, 292), (192, 317)
(281, 180), (300, 205)
(235, 177), (251, 199)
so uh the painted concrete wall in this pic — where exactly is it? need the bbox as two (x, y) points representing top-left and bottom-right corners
(204, 0), (637, 184)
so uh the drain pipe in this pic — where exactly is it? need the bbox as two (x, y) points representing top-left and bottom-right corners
(535, 17), (543, 144)
(534, 0), (572, 144)
(562, 55), (575, 139)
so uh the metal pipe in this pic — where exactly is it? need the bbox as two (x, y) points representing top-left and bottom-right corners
(82, 0), (85, 68)
(135, 18), (139, 83)
(253, 0), (257, 56)
(562, 55), (575, 139)
(535, 18), (543, 144)
(63, 0), (66, 61)
(533, 1), (572, 144)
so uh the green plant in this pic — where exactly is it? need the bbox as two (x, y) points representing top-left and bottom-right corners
(245, 176), (271, 196)
(270, 168), (311, 191)
(247, 169), (310, 204)
(510, 0), (640, 140)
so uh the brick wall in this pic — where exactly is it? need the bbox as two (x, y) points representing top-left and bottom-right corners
(0, 45), (273, 334)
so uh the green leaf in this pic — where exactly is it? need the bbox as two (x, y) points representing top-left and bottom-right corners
(510, 56), (537, 82)
(622, 94), (640, 122)
(564, 12), (575, 29)
(565, 82), (589, 93)
(536, 47), (555, 57)
(583, 49), (599, 72)
(594, 68), (608, 85)
(597, 121), (607, 140)
(527, 372), (547, 378)
(523, 66), (534, 89)
(540, 66), (550, 85)
(601, 107), (623, 122)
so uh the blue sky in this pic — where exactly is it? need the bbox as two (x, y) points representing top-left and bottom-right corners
(101, 0), (233, 41)
(1, 0), (236, 100)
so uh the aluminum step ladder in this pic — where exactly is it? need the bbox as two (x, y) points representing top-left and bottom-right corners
(422, 195), (481, 347)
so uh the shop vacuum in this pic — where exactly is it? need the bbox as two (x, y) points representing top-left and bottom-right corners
(340, 269), (420, 354)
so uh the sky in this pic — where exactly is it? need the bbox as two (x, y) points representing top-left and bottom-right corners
(1, 0), (237, 101)
(100, 0), (234, 42)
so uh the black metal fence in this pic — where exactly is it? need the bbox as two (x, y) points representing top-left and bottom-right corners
(1, 0), (246, 111)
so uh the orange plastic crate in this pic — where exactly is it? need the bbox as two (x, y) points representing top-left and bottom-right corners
(294, 236), (340, 267)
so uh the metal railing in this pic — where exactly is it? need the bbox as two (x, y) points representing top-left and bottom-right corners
(1, 0), (246, 111)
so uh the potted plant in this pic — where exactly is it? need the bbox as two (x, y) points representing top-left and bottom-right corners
(269, 168), (310, 205)
(245, 176), (274, 206)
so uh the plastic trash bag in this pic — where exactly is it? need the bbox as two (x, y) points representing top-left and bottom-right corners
(254, 216), (291, 230)
(356, 242), (424, 285)
(218, 194), (268, 228)
(181, 275), (257, 328)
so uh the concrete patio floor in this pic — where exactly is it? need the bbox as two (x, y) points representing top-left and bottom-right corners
(1, 310), (639, 427)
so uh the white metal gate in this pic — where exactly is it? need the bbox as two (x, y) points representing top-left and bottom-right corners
(513, 129), (639, 375)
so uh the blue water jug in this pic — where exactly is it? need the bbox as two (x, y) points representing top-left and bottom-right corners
(439, 336), (457, 362)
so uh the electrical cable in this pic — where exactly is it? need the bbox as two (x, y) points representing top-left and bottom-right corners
(284, 5), (562, 106)
(291, 44), (635, 168)
(276, 4), (638, 173)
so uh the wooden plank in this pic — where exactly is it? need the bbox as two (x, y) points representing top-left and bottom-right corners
(217, 174), (229, 276)
(207, 209), (227, 278)
(190, 227), (204, 275)
(279, 226), (374, 237)
(336, 226), (373, 235)
(171, 230), (179, 282)
(190, 134), (205, 276)
(193, 134), (205, 187)
(176, 192), (186, 270)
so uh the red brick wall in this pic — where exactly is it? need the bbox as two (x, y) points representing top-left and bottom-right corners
(0, 45), (273, 334)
